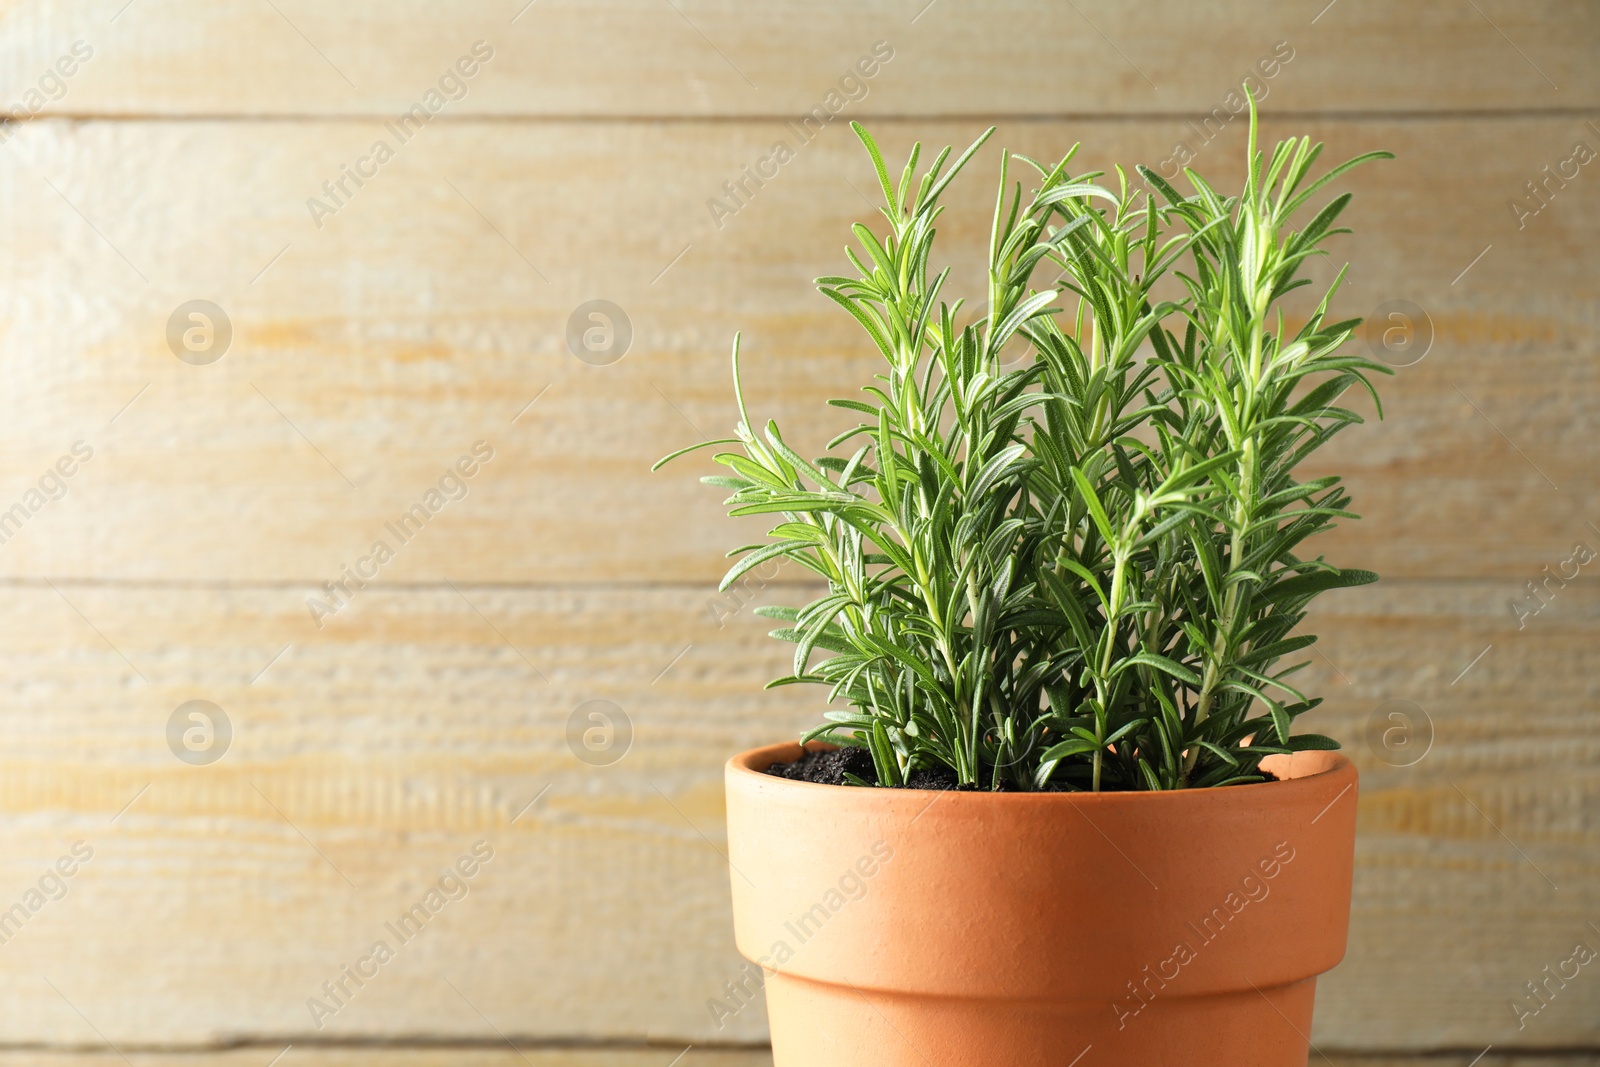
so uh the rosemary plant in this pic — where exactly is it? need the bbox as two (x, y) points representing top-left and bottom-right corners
(662, 100), (1391, 791)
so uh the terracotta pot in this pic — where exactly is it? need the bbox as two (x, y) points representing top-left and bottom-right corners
(725, 742), (1357, 1066)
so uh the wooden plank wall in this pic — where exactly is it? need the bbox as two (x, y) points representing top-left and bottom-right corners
(0, 1), (1595, 1063)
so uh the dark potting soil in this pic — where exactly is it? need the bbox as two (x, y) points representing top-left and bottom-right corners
(763, 749), (1049, 791)
(764, 746), (875, 786)
(764, 748), (1281, 790)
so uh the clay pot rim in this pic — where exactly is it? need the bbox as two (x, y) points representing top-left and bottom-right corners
(730, 739), (1351, 807)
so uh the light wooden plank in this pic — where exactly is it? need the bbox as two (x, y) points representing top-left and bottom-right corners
(0, 582), (806, 1046)
(0, 0), (1592, 118)
(0, 115), (1592, 584)
(1308, 583), (1600, 1049)
(0, 580), (1593, 1048)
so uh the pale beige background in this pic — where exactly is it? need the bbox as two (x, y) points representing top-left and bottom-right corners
(0, 1), (1594, 1064)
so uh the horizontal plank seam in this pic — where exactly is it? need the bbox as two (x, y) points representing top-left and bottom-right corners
(4, 107), (1599, 126)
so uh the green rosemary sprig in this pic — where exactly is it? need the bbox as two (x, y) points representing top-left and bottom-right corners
(660, 96), (1391, 791)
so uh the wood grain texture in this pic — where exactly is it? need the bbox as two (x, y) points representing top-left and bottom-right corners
(0, 583), (801, 1046)
(0, 114), (1592, 585)
(0, 0), (1592, 118)
(0, 579), (1593, 1048)
(0, 0), (1593, 1057)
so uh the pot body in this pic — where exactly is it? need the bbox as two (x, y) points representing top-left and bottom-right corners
(725, 743), (1357, 1067)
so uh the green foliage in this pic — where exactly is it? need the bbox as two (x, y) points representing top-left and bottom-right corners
(659, 99), (1392, 791)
